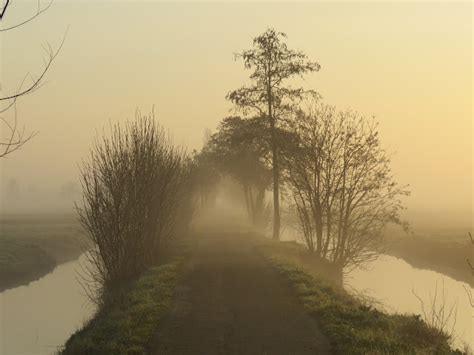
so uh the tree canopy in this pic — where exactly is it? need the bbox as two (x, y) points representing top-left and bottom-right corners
(227, 28), (320, 240)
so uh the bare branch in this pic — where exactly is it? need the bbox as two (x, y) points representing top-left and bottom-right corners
(0, 0), (10, 20)
(462, 285), (474, 307)
(0, 102), (37, 157)
(412, 281), (458, 338)
(284, 100), (408, 269)
(0, 0), (53, 32)
(0, 27), (67, 102)
(0, 1), (64, 158)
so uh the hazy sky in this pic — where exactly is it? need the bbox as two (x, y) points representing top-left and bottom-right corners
(0, 1), (472, 221)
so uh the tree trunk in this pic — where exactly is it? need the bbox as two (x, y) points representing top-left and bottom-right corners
(267, 68), (280, 240)
(270, 115), (280, 240)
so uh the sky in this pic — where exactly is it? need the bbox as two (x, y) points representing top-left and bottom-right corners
(0, 1), (472, 226)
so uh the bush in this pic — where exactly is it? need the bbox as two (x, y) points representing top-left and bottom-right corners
(77, 110), (192, 302)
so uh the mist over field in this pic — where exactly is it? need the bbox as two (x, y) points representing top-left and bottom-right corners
(0, 2), (472, 220)
(0, 1), (472, 354)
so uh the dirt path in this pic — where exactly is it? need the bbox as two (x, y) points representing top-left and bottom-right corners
(151, 227), (331, 354)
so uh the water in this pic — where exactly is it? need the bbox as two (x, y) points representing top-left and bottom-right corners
(346, 255), (473, 351)
(281, 226), (473, 351)
(1, 234), (472, 353)
(0, 254), (95, 355)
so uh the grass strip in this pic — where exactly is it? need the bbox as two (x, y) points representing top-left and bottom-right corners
(61, 255), (185, 355)
(259, 242), (462, 355)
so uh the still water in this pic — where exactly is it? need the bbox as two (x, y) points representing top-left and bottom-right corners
(1, 242), (472, 353)
(0, 254), (95, 355)
(347, 254), (473, 350)
(280, 227), (473, 351)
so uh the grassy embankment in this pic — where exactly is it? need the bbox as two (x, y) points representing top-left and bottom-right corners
(259, 240), (462, 355)
(61, 239), (193, 355)
(0, 214), (88, 291)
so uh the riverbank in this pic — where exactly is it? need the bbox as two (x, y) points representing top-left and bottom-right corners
(259, 240), (463, 354)
(281, 211), (473, 288)
(0, 253), (96, 355)
(0, 214), (88, 291)
(384, 234), (473, 287)
(61, 238), (193, 354)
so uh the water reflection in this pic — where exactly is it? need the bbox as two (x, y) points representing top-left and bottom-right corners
(346, 255), (473, 350)
(0, 254), (95, 355)
(1, 240), (472, 353)
(280, 228), (473, 350)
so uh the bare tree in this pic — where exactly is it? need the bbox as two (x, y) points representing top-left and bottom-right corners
(284, 100), (409, 272)
(227, 28), (320, 240)
(77, 110), (192, 303)
(0, 0), (65, 157)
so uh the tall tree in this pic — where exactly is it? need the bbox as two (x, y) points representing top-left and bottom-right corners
(227, 28), (320, 240)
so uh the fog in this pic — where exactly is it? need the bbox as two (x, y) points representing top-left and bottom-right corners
(1, 3), (473, 353)
(0, 1), (472, 227)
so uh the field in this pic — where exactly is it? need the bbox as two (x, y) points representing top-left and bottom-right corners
(0, 214), (88, 291)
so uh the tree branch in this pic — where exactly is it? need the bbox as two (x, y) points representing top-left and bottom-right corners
(0, 0), (53, 32)
(0, 0), (10, 20)
(0, 27), (67, 102)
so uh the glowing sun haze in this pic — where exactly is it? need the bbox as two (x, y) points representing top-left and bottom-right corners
(0, 1), (471, 224)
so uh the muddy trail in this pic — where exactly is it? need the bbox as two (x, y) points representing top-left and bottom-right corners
(151, 225), (331, 355)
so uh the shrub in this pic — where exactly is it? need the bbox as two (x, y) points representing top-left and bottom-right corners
(77, 110), (192, 302)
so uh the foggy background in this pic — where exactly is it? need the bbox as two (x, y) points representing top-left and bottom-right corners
(0, 1), (471, 230)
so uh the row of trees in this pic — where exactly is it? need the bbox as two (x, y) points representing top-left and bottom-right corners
(198, 29), (408, 272)
(199, 116), (272, 228)
(76, 28), (408, 299)
(77, 111), (194, 302)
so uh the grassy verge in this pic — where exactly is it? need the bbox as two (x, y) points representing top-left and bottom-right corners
(259, 241), (462, 355)
(61, 242), (191, 355)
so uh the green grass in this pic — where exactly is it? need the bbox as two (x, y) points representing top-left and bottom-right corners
(61, 250), (188, 354)
(259, 242), (462, 355)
